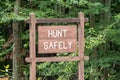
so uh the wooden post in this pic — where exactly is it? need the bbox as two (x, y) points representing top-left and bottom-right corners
(78, 12), (85, 80)
(29, 13), (36, 80)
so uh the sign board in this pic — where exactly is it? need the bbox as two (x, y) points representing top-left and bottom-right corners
(38, 25), (77, 53)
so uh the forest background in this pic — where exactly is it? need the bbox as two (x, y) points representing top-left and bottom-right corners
(0, 0), (120, 80)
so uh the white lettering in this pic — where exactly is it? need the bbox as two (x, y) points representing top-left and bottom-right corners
(53, 42), (58, 49)
(58, 41), (63, 49)
(68, 41), (72, 49)
(57, 30), (63, 37)
(48, 30), (54, 38)
(43, 41), (73, 50)
(49, 42), (54, 49)
(44, 42), (48, 50)
(62, 30), (67, 37)
(48, 30), (68, 38)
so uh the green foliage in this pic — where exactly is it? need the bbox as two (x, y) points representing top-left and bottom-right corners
(37, 61), (77, 80)
(85, 28), (105, 51)
(0, 0), (120, 80)
(0, 64), (12, 77)
(0, 35), (12, 60)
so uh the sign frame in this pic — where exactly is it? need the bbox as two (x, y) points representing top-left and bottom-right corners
(25, 12), (89, 80)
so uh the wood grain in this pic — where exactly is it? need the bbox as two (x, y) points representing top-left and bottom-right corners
(29, 13), (36, 80)
(25, 18), (88, 24)
(78, 12), (85, 80)
(25, 56), (89, 62)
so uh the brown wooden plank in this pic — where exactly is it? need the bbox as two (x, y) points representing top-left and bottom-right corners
(78, 12), (85, 80)
(38, 25), (77, 39)
(38, 39), (76, 53)
(25, 18), (88, 23)
(29, 13), (36, 80)
(25, 56), (89, 62)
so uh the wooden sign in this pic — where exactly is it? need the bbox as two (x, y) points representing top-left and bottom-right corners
(25, 12), (89, 80)
(38, 25), (77, 53)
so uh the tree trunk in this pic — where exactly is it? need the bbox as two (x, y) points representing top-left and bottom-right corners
(100, 0), (105, 23)
(99, 1), (111, 80)
(105, 0), (111, 22)
(100, 0), (111, 22)
(12, 0), (24, 80)
(89, 0), (98, 80)
(89, 0), (95, 27)
(90, 14), (95, 27)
